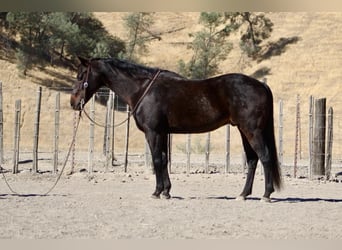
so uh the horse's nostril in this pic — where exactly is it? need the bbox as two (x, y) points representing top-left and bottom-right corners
(70, 96), (77, 109)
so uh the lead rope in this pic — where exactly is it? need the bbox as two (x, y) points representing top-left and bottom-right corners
(0, 111), (82, 196)
(82, 108), (128, 128)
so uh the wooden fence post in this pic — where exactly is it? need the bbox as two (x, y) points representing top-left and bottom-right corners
(312, 98), (326, 176)
(111, 94), (116, 166)
(168, 134), (172, 174)
(33, 86), (42, 173)
(309, 96), (314, 179)
(294, 94), (300, 178)
(325, 107), (333, 180)
(225, 125), (230, 173)
(0, 81), (3, 164)
(145, 139), (152, 172)
(88, 96), (95, 173)
(186, 134), (191, 174)
(278, 100), (283, 167)
(69, 111), (77, 174)
(105, 91), (113, 171)
(124, 105), (130, 173)
(53, 92), (60, 174)
(242, 152), (247, 174)
(205, 132), (210, 173)
(103, 95), (109, 155)
(13, 100), (21, 174)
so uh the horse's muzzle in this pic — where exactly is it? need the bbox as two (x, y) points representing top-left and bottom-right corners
(70, 95), (82, 110)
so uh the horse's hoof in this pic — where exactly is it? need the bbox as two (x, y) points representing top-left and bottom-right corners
(151, 194), (160, 199)
(236, 196), (246, 201)
(260, 197), (271, 203)
(161, 193), (171, 199)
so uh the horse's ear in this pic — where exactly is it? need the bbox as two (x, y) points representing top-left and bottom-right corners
(78, 56), (90, 66)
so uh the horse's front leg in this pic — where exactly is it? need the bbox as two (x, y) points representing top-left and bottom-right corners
(146, 131), (171, 199)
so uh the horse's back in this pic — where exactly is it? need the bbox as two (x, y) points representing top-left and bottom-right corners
(147, 73), (272, 133)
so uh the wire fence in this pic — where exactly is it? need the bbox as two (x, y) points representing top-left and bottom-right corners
(0, 82), (341, 179)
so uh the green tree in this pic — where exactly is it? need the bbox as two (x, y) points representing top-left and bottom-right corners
(6, 12), (49, 75)
(178, 12), (233, 79)
(44, 12), (80, 62)
(0, 12), (8, 28)
(122, 12), (155, 61)
(45, 12), (125, 63)
(179, 12), (274, 79)
(4, 12), (126, 75)
(224, 12), (273, 59)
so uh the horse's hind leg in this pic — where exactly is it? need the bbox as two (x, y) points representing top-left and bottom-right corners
(146, 131), (171, 199)
(246, 132), (275, 202)
(237, 130), (258, 200)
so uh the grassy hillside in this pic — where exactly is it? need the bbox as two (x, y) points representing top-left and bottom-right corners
(0, 12), (341, 163)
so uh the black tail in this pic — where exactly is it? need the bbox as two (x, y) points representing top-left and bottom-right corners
(264, 86), (282, 190)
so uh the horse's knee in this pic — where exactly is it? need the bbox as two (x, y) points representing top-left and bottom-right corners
(153, 152), (168, 167)
(152, 156), (163, 169)
(161, 152), (168, 166)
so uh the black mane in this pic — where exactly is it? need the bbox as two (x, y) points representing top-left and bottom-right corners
(95, 57), (185, 80)
(102, 58), (159, 78)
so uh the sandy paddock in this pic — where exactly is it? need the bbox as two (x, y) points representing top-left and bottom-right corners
(1, 163), (341, 239)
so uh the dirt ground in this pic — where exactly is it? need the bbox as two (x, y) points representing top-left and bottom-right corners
(1, 162), (341, 239)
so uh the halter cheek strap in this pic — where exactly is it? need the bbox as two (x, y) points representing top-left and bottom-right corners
(82, 64), (91, 89)
(80, 64), (91, 110)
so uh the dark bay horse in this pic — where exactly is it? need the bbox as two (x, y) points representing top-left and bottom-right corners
(70, 57), (282, 202)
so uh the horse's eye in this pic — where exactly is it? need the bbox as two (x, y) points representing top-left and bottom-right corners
(83, 82), (88, 88)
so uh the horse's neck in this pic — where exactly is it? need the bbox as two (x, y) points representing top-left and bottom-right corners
(106, 73), (144, 109)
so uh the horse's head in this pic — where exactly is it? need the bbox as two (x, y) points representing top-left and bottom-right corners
(70, 57), (102, 110)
